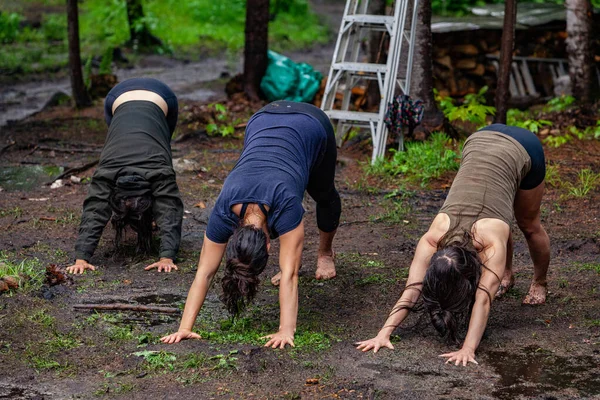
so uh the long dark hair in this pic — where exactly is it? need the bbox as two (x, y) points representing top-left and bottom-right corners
(221, 225), (269, 316)
(109, 192), (153, 254)
(421, 227), (496, 344)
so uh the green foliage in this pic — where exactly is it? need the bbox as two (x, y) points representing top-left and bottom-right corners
(0, 252), (46, 292)
(567, 169), (600, 198)
(577, 262), (600, 274)
(543, 133), (572, 148)
(370, 132), (461, 186)
(544, 164), (561, 188)
(545, 95), (576, 112)
(0, 12), (23, 43)
(41, 14), (67, 41)
(506, 109), (552, 134)
(209, 351), (238, 370)
(436, 87), (496, 127)
(206, 103), (236, 137)
(134, 350), (177, 371)
(98, 47), (114, 75)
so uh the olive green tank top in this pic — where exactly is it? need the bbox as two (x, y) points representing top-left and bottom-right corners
(439, 130), (532, 234)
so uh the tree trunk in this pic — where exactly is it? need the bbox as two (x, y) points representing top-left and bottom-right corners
(366, 0), (386, 108)
(243, 0), (270, 101)
(410, 0), (444, 134)
(565, 0), (593, 104)
(493, 0), (516, 124)
(125, 0), (162, 48)
(66, 0), (91, 108)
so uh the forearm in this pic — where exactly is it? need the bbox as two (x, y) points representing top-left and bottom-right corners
(178, 274), (212, 331)
(278, 270), (299, 334)
(461, 292), (491, 352)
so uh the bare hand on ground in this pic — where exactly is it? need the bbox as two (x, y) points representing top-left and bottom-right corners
(495, 274), (515, 298)
(316, 252), (336, 280)
(66, 259), (96, 274)
(145, 257), (178, 273)
(355, 335), (394, 353)
(263, 330), (295, 349)
(522, 282), (547, 305)
(440, 347), (478, 366)
(271, 271), (282, 286)
(160, 329), (201, 344)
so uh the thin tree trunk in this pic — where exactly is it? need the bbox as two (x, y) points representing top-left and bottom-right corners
(410, 0), (443, 133)
(494, 0), (516, 124)
(66, 0), (91, 108)
(243, 0), (270, 101)
(565, 0), (593, 104)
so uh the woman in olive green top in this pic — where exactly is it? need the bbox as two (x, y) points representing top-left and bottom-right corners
(356, 124), (550, 366)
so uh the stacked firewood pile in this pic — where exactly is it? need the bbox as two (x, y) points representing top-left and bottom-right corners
(432, 23), (600, 98)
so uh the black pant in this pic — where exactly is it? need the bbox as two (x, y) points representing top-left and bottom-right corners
(104, 78), (179, 134)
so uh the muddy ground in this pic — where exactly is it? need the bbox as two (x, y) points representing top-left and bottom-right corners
(0, 94), (599, 400)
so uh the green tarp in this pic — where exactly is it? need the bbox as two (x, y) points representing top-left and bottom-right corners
(260, 50), (323, 103)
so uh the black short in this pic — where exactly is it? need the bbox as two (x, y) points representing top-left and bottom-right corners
(480, 123), (546, 190)
(104, 78), (178, 134)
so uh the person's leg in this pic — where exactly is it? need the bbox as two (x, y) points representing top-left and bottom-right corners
(513, 182), (550, 305)
(496, 231), (515, 298)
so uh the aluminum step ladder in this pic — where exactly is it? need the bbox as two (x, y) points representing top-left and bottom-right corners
(321, 0), (419, 163)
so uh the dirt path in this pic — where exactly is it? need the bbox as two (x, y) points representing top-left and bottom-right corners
(0, 95), (599, 399)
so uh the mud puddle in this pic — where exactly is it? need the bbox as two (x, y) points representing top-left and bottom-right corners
(487, 346), (600, 399)
(0, 165), (63, 191)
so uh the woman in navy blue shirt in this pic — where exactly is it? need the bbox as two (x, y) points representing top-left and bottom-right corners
(162, 101), (341, 348)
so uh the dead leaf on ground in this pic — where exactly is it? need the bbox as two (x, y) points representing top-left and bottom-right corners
(306, 378), (319, 385)
(194, 201), (206, 209)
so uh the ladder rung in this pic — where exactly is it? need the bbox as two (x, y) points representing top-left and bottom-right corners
(344, 14), (395, 26)
(326, 110), (380, 122)
(332, 62), (387, 74)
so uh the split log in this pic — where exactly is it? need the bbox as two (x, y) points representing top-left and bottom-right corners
(73, 303), (181, 314)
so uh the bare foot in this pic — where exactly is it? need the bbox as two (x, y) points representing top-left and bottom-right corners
(495, 273), (515, 298)
(522, 282), (547, 305)
(315, 251), (336, 281)
(271, 272), (282, 287)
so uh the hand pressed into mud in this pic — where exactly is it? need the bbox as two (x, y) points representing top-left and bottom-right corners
(440, 347), (478, 367)
(160, 329), (201, 344)
(144, 257), (178, 273)
(315, 251), (336, 281)
(495, 273), (515, 298)
(66, 259), (96, 274)
(355, 334), (394, 353)
(522, 282), (547, 305)
(263, 330), (295, 349)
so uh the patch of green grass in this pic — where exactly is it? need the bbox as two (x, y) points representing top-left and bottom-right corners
(134, 350), (177, 371)
(0, 252), (45, 292)
(355, 273), (393, 286)
(585, 319), (600, 327)
(372, 198), (412, 223)
(576, 262), (600, 274)
(193, 315), (335, 352)
(567, 169), (600, 198)
(545, 164), (562, 188)
(106, 325), (135, 341)
(369, 132), (461, 186)
(28, 310), (56, 328)
(0, 206), (23, 218)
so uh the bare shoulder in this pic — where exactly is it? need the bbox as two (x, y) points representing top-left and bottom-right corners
(423, 213), (451, 246)
(472, 218), (510, 248)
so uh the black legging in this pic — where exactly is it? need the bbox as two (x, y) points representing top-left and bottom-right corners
(104, 78), (179, 134)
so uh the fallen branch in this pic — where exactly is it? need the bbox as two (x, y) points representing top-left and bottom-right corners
(37, 145), (100, 154)
(49, 159), (99, 183)
(0, 141), (15, 157)
(73, 303), (180, 314)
